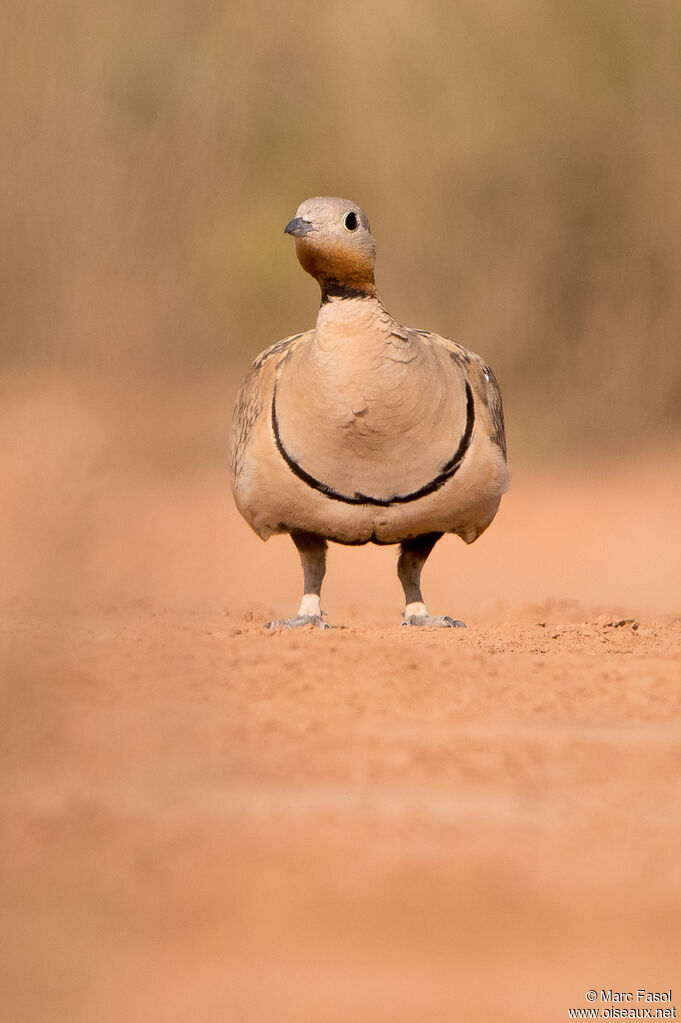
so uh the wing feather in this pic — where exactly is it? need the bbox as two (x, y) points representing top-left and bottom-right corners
(230, 332), (307, 481)
(411, 329), (507, 459)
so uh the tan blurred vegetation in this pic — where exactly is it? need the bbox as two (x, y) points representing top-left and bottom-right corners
(2, 0), (681, 453)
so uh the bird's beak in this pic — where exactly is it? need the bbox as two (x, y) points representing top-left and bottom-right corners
(284, 217), (314, 238)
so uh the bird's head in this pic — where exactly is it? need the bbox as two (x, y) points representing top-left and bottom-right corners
(284, 197), (377, 300)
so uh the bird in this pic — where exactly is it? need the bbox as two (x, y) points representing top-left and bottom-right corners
(230, 196), (509, 628)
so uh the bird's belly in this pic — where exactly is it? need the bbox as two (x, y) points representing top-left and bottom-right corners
(239, 410), (508, 546)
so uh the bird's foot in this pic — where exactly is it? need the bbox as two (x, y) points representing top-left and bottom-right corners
(401, 600), (465, 628)
(401, 614), (466, 628)
(265, 614), (331, 630)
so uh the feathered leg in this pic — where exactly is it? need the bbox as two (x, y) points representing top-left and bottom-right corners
(265, 530), (330, 629)
(397, 533), (466, 628)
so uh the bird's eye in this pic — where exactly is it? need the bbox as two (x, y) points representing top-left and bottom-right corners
(344, 211), (358, 232)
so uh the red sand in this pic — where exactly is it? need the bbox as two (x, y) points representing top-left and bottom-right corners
(1, 375), (680, 1022)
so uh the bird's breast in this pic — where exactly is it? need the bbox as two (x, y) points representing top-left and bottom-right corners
(272, 332), (472, 502)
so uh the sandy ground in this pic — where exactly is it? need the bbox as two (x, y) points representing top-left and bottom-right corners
(2, 374), (681, 1022)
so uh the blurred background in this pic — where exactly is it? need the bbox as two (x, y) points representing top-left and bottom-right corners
(2, 0), (681, 451)
(3, 7), (681, 1023)
(3, 0), (681, 612)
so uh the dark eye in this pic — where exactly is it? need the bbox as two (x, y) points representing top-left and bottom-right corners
(344, 211), (358, 232)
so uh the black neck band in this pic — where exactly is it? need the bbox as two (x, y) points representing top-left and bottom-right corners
(320, 279), (374, 304)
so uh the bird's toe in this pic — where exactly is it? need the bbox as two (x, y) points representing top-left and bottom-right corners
(401, 615), (466, 628)
(265, 615), (331, 630)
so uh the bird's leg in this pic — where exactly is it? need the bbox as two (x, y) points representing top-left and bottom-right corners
(293, 529), (328, 621)
(265, 530), (330, 630)
(397, 532), (466, 628)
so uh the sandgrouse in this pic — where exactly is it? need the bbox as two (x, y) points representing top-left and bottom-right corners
(230, 197), (509, 628)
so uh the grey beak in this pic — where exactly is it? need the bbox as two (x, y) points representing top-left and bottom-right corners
(284, 217), (314, 238)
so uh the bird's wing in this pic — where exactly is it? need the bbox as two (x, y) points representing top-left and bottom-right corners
(411, 330), (507, 459)
(230, 331), (310, 482)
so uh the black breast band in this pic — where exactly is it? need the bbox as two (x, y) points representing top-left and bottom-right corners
(271, 381), (475, 506)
